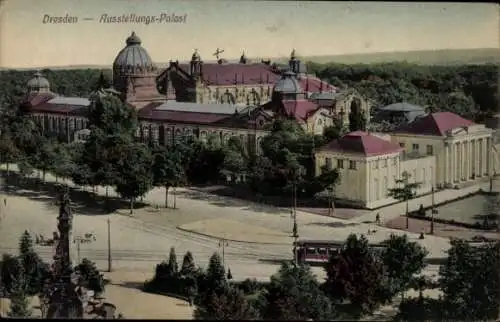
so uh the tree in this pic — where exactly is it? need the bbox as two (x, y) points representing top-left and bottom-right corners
(322, 117), (346, 143)
(18, 230), (48, 295)
(180, 251), (197, 277)
(7, 264), (32, 318)
(348, 100), (367, 132)
(323, 234), (385, 318)
(262, 262), (336, 320)
(204, 252), (227, 293)
(388, 171), (422, 229)
(152, 146), (185, 208)
(380, 234), (428, 301)
(226, 268), (233, 280)
(74, 258), (106, 296)
(167, 247), (178, 276)
(114, 143), (153, 214)
(439, 239), (500, 320)
(194, 285), (260, 320)
(0, 133), (19, 176)
(0, 254), (21, 294)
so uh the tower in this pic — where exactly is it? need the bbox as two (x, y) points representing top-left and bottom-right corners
(239, 51), (248, 64)
(190, 49), (203, 80)
(44, 193), (83, 319)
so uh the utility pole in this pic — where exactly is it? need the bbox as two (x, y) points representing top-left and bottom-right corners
(218, 238), (228, 268)
(107, 218), (112, 272)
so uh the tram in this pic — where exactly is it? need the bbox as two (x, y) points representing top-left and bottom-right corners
(293, 239), (387, 264)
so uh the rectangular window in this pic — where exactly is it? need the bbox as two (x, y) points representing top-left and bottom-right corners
(383, 159), (388, 168)
(426, 145), (433, 156)
(412, 143), (419, 152)
(337, 159), (344, 169)
(399, 142), (405, 148)
(373, 160), (379, 169)
(392, 157), (397, 166)
(325, 157), (332, 170)
(349, 160), (357, 170)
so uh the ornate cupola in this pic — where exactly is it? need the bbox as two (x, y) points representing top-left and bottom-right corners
(190, 49), (203, 80)
(27, 71), (51, 93)
(288, 49), (307, 79)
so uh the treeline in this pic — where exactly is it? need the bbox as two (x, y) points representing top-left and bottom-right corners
(144, 234), (499, 321)
(307, 61), (499, 117)
(1, 61), (497, 119)
(0, 93), (341, 211)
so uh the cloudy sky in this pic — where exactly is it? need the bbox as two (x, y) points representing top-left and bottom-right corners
(0, 0), (498, 68)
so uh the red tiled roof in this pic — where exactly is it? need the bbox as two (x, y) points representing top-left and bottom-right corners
(137, 102), (230, 124)
(300, 77), (336, 93)
(395, 112), (475, 136)
(30, 103), (88, 116)
(282, 100), (319, 121)
(319, 131), (403, 157)
(22, 92), (57, 107)
(178, 63), (279, 86)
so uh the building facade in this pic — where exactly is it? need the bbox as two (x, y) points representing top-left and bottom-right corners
(315, 112), (496, 209)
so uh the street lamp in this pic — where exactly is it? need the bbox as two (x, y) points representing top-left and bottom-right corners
(218, 238), (229, 268)
(73, 232), (96, 264)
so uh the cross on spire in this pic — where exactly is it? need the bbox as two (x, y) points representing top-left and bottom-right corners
(213, 48), (225, 60)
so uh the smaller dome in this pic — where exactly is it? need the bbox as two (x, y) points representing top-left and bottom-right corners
(274, 71), (302, 94)
(126, 31), (141, 46)
(27, 71), (50, 92)
(191, 49), (201, 61)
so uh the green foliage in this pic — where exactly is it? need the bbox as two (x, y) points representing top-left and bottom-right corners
(323, 234), (386, 317)
(380, 234), (428, 299)
(114, 143), (153, 212)
(0, 254), (21, 295)
(17, 231), (49, 295)
(204, 252), (227, 293)
(167, 247), (178, 276)
(74, 258), (106, 296)
(194, 285), (260, 320)
(7, 264), (32, 318)
(180, 251), (196, 276)
(262, 262), (336, 320)
(438, 239), (500, 320)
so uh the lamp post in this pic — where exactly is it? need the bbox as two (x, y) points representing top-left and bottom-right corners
(218, 238), (229, 268)
(73, 232), (96, 265)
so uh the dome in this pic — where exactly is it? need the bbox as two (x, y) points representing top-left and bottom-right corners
(27, 71), (50, 92)
(113, 32), (156, 75)
(273, 71), (302, 94)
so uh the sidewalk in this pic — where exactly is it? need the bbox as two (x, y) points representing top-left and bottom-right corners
(353, 180), (491, 224)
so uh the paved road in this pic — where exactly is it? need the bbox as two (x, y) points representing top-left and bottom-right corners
(0, 163), (455, 281)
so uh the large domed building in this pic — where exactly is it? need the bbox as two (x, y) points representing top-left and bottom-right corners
(112, 31), (165, 107)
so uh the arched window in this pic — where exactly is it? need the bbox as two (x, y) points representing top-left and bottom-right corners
(220, 92), (235, 104)
(246, 90), (261, 106)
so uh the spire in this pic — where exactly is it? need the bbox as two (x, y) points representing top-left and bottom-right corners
(239, 50), (248, 64)
(291, 48), (296, 60)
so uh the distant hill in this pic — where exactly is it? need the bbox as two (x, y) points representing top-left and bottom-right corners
(1, 48), (498, 71)
(300, 48), (500, 66)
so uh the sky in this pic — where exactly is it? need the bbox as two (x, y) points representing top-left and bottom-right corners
(0, 0), (498, 68)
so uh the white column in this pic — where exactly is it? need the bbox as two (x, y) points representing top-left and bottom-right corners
(445, 143), (450, 185)
(464, 141), (468, 180)
(482, 138), (487, 176)
(451, 143), (456, 183)
(486, 137), (492, 176)
(476, 139), (481, 176)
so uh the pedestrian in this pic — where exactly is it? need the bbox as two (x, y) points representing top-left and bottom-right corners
(3, 198), (6, 206)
